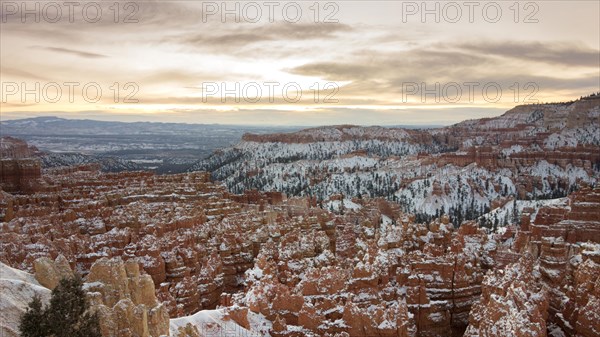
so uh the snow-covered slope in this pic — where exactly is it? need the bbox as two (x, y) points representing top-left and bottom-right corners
(170, 308), (271, 337)
(0, 263), (51, 337)
(0, 261), (269, 337)
(188, 97), (599, 227)
(40, 152), (142, 172)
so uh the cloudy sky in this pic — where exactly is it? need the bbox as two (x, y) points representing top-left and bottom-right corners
(1, 0), (599, 125)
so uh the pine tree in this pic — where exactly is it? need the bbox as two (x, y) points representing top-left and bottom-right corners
(46, 278), (89, 337)
(19, 277), (101, 337)
(19, 295), (48, 337)
(511, 199), (519, 224)
(493, 215), (499, 232)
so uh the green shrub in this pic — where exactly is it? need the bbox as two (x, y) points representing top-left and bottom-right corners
(19, 277), (101, 337)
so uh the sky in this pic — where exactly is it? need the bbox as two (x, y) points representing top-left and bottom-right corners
(1, 0), (599, 125)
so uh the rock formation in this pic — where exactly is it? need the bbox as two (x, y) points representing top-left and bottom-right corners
(33, 254), (74, 290)
(0, 137), (42, 193)
(190, 96), (600, 226)
(0, 137), (38, 159)
(464, 257), (549, 337)
(85, 257), (170, 337)
(464, 188), (600, 337)
(0, 166), (264, 316)
(0, 97), (599, 336)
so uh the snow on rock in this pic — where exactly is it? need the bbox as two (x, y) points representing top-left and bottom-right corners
(0, 262), (51, 337)
(464, 258), (549, 337)
(190, 97), (599, 229)
(170, 308), (271, 337)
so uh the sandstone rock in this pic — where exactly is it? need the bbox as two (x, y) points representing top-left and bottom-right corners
(464, 258), (548, 337)
(2, 134), (600, 337)
(33, 255), (74, 290)
(174, 323), (201, 337)
(0, 159), (42, 193)
(86, 257), (169, 337)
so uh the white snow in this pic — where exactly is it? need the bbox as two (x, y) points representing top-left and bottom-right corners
(169, 308), (271, 337)
(0, 263), (51, 337)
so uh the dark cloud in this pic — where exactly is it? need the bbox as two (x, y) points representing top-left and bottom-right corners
(182, 32), (269, 47)
(290, 48), (490, 82)
(288, 62), (373, 81)
(32, 46), (107, 58)
(176, 22), (352, 51)
(453, 41), (599, 67)
(289, 40), (600, 103)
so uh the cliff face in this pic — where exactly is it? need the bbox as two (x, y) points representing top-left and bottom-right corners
(527, 188), (600, 337)
(0, 137), (42, 194)
(0, 159), (42, 193)
(0, 137), (37, 159)
(242, 125), (415, 143)
(464, 187), (600, 337)
(530, 188), (600, 246)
